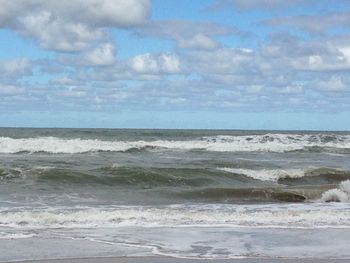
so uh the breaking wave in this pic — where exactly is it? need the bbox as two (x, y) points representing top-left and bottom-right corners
(321, 180), (350, 202)
(217, 167), (305, 181)
(0, 232), (35, 239)
(1, 165), (340, 202)
(1, 204), (350, 229)
(1, 133), (350, 153)
(218, 167), (350, 184)
(0, 168), (26, 181)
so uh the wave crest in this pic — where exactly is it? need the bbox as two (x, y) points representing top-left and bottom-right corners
(1, 204), (350, 229)
(1, 133), (350, 154)
(321, 180), (350, 202)
(217, 167), (305, 182)
(218, 167), (350, 184)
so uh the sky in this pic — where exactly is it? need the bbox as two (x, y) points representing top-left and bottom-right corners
(1, 0), (350, 130)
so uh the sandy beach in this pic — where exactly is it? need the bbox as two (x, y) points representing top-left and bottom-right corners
(9, 257), (350, 263)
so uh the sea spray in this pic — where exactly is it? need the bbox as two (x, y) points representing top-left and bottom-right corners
(321, 180), (350, 202)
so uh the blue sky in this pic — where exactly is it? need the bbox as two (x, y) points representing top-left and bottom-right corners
(1, 0), (350, 130)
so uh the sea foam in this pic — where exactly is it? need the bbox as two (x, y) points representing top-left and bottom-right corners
(0, 133), (350, 154)
(0, 232), (35, 239)
(0, 204), (350, 229)
(217, 167), (306, 181)
(321, 180), (350, 202)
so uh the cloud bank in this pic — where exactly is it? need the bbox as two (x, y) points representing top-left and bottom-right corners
(1, 0), (350, 119)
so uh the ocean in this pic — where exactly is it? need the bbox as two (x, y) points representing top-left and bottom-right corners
(0, 128), (350, 261)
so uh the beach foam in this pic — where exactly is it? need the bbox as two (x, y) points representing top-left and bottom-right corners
(0, 232), (35, 239)
(1, 204), (350, 229)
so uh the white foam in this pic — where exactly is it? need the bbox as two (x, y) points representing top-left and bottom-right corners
(0, 137), (137, 154)
(340, 180), (350, 194)
(217, 167), (305, 181)
(321, 189), (349, 202)
(0, 133), (350, 153)
(0, 232), (35, 239)
(111, 163), (122, 168)
(0, 167), (25, 180)
(321, 180), (350, 202)
(1, 204), (350, 229)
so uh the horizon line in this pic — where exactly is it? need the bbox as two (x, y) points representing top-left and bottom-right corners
(0, 126), (349, 132)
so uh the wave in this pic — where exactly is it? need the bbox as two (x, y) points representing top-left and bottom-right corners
(0, 232), (35, 239)
(1, 133), (350, 153)
(1, 203), (350, 229)
(177, 187), (308, 202)
(321, 180), (350, 202)
(1, 166), (263, 189)
(3, 166), (348, 199)
(217, 167), (305, 181)
(34, 167), (216, 187)
(0, 168), (26, 180)
(278, 168), (350, 185)
(1, 166), (337, 203)
(218, 167), (350, 184)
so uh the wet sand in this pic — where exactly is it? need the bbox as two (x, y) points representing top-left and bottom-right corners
(10, 257), (349, 263)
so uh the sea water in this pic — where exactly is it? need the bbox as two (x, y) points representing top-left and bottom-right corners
(0, 128), (350, 260)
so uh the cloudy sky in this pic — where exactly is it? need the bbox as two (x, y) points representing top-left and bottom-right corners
(1, 0), (350, 129)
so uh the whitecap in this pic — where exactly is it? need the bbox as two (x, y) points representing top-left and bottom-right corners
(1, 204), (350, 229)
(0, 133), (350, 154)
(321, 180), (350, 202)
(217, 167), (306, 182)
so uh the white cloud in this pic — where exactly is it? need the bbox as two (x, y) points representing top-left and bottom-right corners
(158, 54), (181, 74)
(290, 50), (350, 71)
(338, 46), (350, 63)
(130, 53), (181, 74)
(37, 33), (350, 113)
(0, 85), (25, 95)
(260, 34), (350, 71)
(185, 48), (254, 74)
(20, 12), (104, 52)
(83, 43), (116, 66)
(177, 33), (219, 50)
(131, 54), (158, 74)
(0, 0), (151, 51)
(57, 88), (89, 98)
(317, 76), (347, 92)
(0, 0), (151, 27)
(246, 85), (263, 93)
(0, 58), (32, 78)
(137, 20), (239, 50)
(279, 85), (304, 94)
(264, 11), (350, 35)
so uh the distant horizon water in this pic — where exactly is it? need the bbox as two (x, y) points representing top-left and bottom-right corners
(2, 111), (350, 131)
(1, 126), (350, 132)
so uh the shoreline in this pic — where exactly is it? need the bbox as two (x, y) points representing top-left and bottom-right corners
(5, 256), (350, 263)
